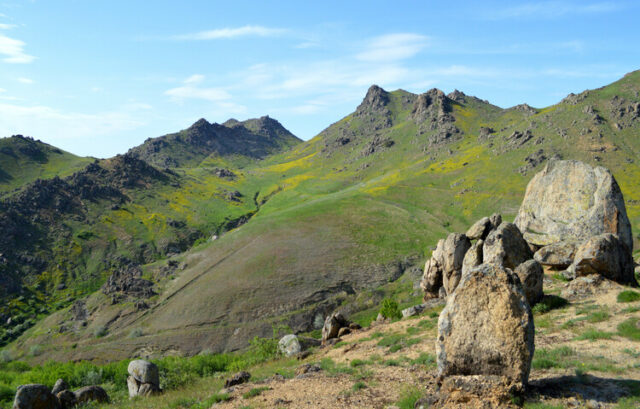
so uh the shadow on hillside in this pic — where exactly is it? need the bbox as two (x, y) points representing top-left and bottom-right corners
(528, 374), (640, 404)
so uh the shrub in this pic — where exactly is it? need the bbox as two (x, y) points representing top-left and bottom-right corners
(28, 345), (42, 357)
(349, 359), (367, 368)
(395, 386), (423, 409)
(0, 350), (12, 363)
(379, 298), (402, 320)
(532, 295), (568, 314)
(618, 291), (640, 303)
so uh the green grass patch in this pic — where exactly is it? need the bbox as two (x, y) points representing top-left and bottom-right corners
(349, 359), (368, 368)
(352, 381), (367, 392)
(523, 402), (564, 409)
(532, 295), (569, 314)
(575, 328), (615, 341)
(618, 291), (640, 303)
(395, 386), (423, 409)
(242, 387), (270, 399)
(618, 318), (640, 341)
(411, 353), (436, 368)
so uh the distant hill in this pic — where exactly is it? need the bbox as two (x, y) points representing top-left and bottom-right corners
(128, 116), (302, 168)
(3, 71), (640, 362)
(0, 135), (93, 194)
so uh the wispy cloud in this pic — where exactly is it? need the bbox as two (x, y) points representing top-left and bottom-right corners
(0, 33), (35, 63)
(17, 77), (33, 84)
(357, 33), (429, 62)
(165, 74), (231, 101)
(0, 23), (16, 30)
(173, 25), (285, 41)
(486, 1), (621, 19)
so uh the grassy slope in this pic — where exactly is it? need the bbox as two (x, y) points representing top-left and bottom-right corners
(0, 136), (93, 195)
(7, 71), (640, 362)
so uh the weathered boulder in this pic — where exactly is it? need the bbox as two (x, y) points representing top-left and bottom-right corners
(224, 371), (251, 388)
(461, 239), (483, 276)
(489, 213), (502, 231)
(55, 391), (76, 409)
(466, 217), (491, 240)
(401, 303), (426, 318)
(441, 233), (472, 295)
(421, 239), (446, 299)
(569, 233), (636, 285)
(515, 160), (632, 251)
(127, 376), (161, 398)
(73, 386), (109, 404)
(483, 223), (533, 270)
(13, 384), (59, 409)
(321, 312), (349, 344)
(514, 260), (544, 305)
(534, 241), (578, 269)
(127, 360), (159, 386)
(278, 334), (302, 357)
(51, 379), (69, 396)
(436, 263), (535, 387)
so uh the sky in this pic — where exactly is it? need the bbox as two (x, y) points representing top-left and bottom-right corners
(0, 0), (639, 158)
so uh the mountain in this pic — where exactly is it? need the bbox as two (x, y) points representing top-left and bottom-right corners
(128, 116), (301, 168)
(3, 71), (640, 362)
(0, 135), (93, 194)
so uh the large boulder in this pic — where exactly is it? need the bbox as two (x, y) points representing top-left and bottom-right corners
(534, 241), (578, 269)
(441, 233), (472, 295)
(321, 312), (349, 344)
(127, 360), (159, 386)
(515, 160), (632, 251)
(514, 260), (544, 305)
(483, 223), (533, 270)
(278, 334), (302, 357)
(421, 239), (446, 299)
(74, 386), (109, 404)
(436, 263), (535, 387)
(461, 239), (483, 276)
(127, 376), (161, 398)
(466, 214), (502, 240)
(569, 233), (636, 285)
(13, 384), (59, 409)
(55, 391), (76, 409)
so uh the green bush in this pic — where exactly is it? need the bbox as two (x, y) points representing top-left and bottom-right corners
(618, 318), (640, 341)
(379, 298), (402, 320)
(532, 295), (569, 314)
(618, 291), (640, 303)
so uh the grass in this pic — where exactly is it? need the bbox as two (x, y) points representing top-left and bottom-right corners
(532, 346), (624, 374)
(395, 386), (423, 409)
(575, 328), (615, 341)
(352, 381), (367, 392)
(618, 318), (640, 341)
(242, 387), (270, 399)
(411, 353), (436, 368)
(532, 295), (569, 314)
(617, 290), (640, 303)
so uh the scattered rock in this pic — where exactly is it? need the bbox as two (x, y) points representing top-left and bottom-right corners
(401, 303), (426, 318)
(569, 233), (636, 285)
(515, 160), (633, 251)
(437, 263), (534, 387)
(483, 223), (533, 270)
(13, 384), (59, 409)
(321, 312), (350, 344)
(514, 260), (544, 305)
(74, 386), (109, 404)
(51, 379), (69, 396)
(295, 363), (322, 376)
(55, 391), (76, 409)
(534, 241), (578, 269)
(224, 371), (251, 388)
(278, 334), (302, 357)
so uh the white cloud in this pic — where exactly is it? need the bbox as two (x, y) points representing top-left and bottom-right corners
(165, 75), (231, 101)
(0, 88), (4, 92)
(0, 23), (15, 30)
(17, 77), (33, 84)
(357, 33), (428, 62)
(487, 1), (621, 19)
(173, 25), (285, 40)
(0, 33), (35, 63)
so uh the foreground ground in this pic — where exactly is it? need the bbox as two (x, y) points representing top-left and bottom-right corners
(51, 271), (636, 409)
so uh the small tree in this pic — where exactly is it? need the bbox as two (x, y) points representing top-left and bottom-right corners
(379, 298), (402, 320)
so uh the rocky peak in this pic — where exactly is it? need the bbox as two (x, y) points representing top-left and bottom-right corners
(356, 85), (390, 114)
(510, 103), (538, 116)
(447, 89), (467, 103)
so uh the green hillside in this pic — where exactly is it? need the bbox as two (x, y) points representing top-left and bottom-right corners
(3, 71), (640, 362)
(0, 135), (93, 195)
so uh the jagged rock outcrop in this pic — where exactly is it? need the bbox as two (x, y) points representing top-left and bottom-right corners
(483, 223), (533, 270)
(102, 264), (155, 299)
(420, 234), (471, 299)
(436, 264), (534, 388)
(321, 311), (350, 344)
(461, 239), (483, 276)
(515, 160), (632, 251)
(567, 233), (636, 285)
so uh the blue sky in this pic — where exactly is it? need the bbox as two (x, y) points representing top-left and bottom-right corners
(0, 0), (639, 157)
